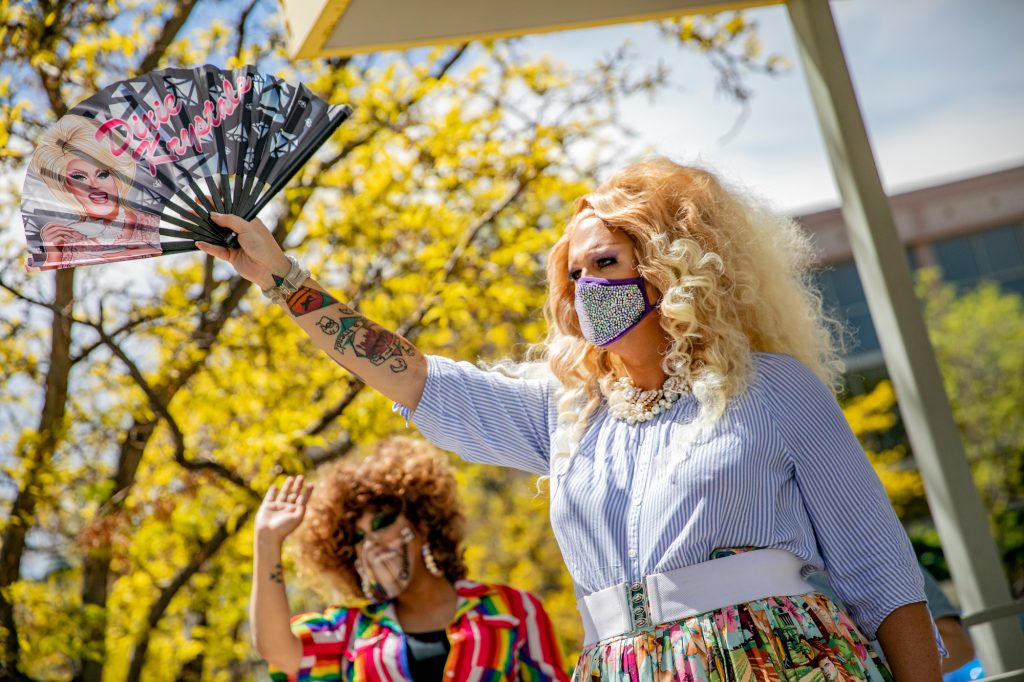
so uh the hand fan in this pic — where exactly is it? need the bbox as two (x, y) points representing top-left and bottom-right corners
(21, 64), (352, 271)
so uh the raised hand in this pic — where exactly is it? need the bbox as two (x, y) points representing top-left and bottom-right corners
(254, 475), (314, 545)
(196, 213), (291, 290)
(195, 211), (429, 411)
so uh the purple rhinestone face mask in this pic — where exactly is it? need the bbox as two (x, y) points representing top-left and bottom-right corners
(574, 276), (656, 346)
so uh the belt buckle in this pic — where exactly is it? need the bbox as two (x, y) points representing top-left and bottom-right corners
(627, 580), (650, 630)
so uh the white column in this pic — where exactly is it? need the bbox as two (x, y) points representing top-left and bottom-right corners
(786, 0), (1024, 674)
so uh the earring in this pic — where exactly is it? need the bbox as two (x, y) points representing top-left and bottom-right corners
(360, 573), (374, 600)
(357, 563), (375, 600)
(421, 542), (444, 577)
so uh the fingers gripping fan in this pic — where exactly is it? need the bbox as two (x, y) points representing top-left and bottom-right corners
(22, 64), (352, 271)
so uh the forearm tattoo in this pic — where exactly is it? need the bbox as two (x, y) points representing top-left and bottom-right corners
(286, 287), (339, 316)
(270, 563), (284, 584)
(287, 285), (415, 374)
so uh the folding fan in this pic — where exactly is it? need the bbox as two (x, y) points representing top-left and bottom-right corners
(21, 64), (352, 271)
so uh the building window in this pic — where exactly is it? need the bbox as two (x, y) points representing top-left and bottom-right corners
(932, 223), (1024, 296)
(815, 223), (1024, 384)
(815, 261), (880, 358)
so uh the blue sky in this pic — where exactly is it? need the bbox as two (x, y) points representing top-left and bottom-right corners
(518, 0), (1024, 213)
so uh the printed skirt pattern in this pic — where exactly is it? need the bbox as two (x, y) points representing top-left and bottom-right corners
(572, 590), (893, 682)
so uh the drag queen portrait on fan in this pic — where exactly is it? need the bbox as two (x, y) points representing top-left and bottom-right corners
(26, 114), (161, 270)
(199, 156), (943, 681)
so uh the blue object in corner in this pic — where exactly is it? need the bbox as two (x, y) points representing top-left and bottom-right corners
(943, 658), (985, 682)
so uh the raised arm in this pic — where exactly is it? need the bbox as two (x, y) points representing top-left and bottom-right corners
(200, 213), (558, 474)
(197, 213), (428, 409)
(250, 476), (312, 675)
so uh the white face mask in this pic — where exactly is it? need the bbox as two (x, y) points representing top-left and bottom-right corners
(356, 525), (415, 601)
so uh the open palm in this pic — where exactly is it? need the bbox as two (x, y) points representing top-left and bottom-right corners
(255, 475), (313, 543)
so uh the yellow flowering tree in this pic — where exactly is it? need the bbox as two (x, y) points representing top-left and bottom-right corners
(842, 380), (926, 520)
(841, 270), (1024, 586)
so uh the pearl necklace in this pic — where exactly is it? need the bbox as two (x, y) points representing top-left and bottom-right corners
(608, 375), (690, 424)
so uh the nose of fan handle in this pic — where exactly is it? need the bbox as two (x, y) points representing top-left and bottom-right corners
(223, 231), (239, 249)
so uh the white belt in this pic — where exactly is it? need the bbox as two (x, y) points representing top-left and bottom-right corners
(576, 549), (813, 646)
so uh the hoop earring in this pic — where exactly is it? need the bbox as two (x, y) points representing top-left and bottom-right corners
(421, 542), (444, 577)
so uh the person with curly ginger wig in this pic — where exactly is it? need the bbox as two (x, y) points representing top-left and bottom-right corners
(250, 436), (568, 681)
(206, 156), (941, 681)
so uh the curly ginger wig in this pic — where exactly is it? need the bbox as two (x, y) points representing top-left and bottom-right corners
(540, 157), (843, 452)
(297, 436), (467, 600)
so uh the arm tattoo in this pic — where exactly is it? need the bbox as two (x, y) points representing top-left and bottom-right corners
(270, 563), (284, 584)
(296, 291), (413, 374)
(316, 316), (340, 335)
(329, 316), (411, 373)
(286, 286), (339, 316)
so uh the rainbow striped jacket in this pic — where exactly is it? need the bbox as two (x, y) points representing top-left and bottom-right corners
(269, 580), (569, 681)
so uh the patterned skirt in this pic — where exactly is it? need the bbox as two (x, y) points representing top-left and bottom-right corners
(572, 591), (893, 682)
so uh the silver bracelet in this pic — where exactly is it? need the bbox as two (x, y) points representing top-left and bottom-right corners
(261, 255), (310, 304)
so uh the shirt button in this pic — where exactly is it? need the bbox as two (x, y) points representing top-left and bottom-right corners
(628, 549), (637, 558)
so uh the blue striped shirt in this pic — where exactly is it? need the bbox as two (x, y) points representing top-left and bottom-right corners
(396, 352), (925, 639)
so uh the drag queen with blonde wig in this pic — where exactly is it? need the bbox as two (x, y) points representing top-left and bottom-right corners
(201, 157), (942, 681)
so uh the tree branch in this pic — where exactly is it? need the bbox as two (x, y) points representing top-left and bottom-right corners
(314, 45), (469, 172)
(125, 509), (253, 682)
(91, 317), (259, 499)
(0, 268), (73, 671)
(136, 0), (201, 75)
(233, 0), (260, 61)
(0, 281), (259, 499)
(70, 314), (160, 366)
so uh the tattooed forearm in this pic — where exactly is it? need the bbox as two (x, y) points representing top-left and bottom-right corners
(270, 563), (284, 584)
(331, 316), (411, 373)
(286, 286), (340, 316)
(297, 288), (413, 374)
(313, 314), (408, 373)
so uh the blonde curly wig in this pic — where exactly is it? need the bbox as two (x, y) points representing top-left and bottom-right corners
(297, 436), (467, 600)
(538, 157), (843, 454)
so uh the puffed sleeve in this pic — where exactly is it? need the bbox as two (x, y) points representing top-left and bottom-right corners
(394, 355), (560, 475)
(268, 607), (357, 681)
(756, 354), (927, 639)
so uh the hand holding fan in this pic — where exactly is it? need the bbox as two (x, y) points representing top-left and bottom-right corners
(22, 65), (352, 271)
